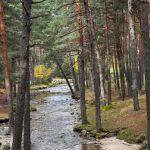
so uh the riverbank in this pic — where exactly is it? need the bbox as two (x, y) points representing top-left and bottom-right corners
(0, 83), (144, 150)
(0, 89), (52, 149)
(30, 78), (71, 90)
(0, 78), (64, 122)
(73, 89), (147, 149)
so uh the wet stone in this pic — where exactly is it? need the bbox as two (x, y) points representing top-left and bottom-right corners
(70, 112), (74, 115)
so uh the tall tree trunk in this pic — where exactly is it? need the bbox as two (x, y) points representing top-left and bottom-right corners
(140, 0), (150, 148)
(12, 0), (32, 149)
(0, 0), (14, 134)
(83, 0), (102, 131)
(75, 0), (88, 124)
(104, 0), (111, 105)
(128, 0), (140, 111)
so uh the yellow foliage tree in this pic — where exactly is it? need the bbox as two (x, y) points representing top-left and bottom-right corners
(34, 65), (52, 80)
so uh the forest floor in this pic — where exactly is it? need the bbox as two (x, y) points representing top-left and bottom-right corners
(83, 89), (147, 145)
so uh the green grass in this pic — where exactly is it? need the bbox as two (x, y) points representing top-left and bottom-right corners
(117, 128), (137, 144)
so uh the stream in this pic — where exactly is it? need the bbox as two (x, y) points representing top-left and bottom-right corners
(31, 83), (140, 150)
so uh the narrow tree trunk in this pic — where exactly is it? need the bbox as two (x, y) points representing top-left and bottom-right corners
(125, 55), (132, 97)
(87, 60), (94, 91)
(13, 83), (16, 98)
(69, 52), (79, 92)
(30, 56), (35, 85)
(96, 50), (106, 105)
(114, 50), (121, 96)
(24, 70), (30, 150)
(0, 0), (14, 134)
(55, 60), (74, 96)
(75, 0), (88, 124)
(83, 0), (102, 131)
(11, 57), (17, 98)
(12, 0), (32, 149)
(138, 34), (144, 91)
(140, 1), (150, 148)
(85, 66), (89, 88)
(128, 0), (140, 111)
(104, 0), (111, 105)
(112, 56), (117, 90)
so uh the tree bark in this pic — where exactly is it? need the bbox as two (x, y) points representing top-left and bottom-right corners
(69, 52), (79, 92)
(24, 68), (31, 150)
(0, 0), (14, 134)
(140, 0), (150, 148)
(75, 0), (88, 124)
(30, 56), (35, 85)
(104, 0), (111, 105)
(83, 0), (102, 131)
(96, 50), (106, 105)
(128, 0), (140, 111)
(12, 0), (32, 149)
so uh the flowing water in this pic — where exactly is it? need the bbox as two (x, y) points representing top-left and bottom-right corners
(31, 84), (140, 150)
(31, 84), (102, 150)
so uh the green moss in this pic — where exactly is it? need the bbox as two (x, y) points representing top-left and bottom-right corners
(117, 128), (137, 144)
(101, 105), (114, 112)
(73, 123), (95, 132)
(90, 129), (97, 137)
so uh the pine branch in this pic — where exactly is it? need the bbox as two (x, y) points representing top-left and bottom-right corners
(31, 0), (83, 19)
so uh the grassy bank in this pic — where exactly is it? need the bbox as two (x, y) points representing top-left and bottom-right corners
(75, 89), (147, 144)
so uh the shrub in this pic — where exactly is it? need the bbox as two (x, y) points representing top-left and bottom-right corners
(34, 65), (52, 84)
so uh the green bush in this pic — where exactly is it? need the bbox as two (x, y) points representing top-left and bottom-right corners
(117, 128), (137, 144)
